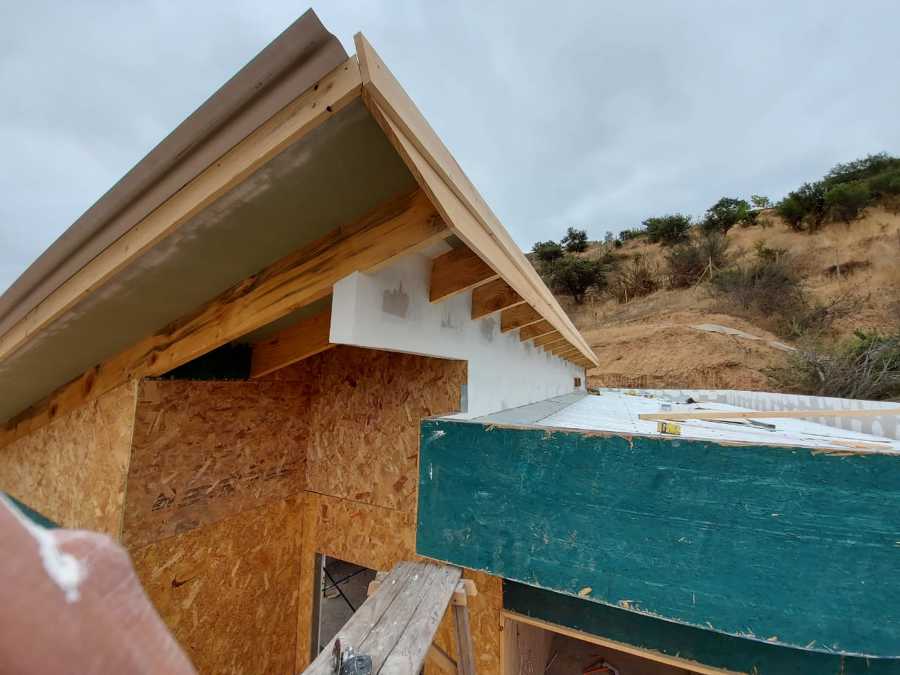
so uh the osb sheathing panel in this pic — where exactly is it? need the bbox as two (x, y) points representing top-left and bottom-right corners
(265, 345), (466, 512)
(122, 379), (309, 549)
(131, 497), (302, 675)
(0, 380), (137, 535)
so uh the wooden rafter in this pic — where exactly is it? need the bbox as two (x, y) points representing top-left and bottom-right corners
(533, 331), (563, 348)
(0, 188), (446, 448)
(470, 278), (524, 319)
(430, 247), (498, 303)
(355, 34), (598, 366)
(519, 320), (554, 341)
(500, 304), (542, 333)
(250, 308), (335, 379)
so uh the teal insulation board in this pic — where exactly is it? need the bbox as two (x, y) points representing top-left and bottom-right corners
(416, 418), (900, 662)
(504, 580), (899, 674)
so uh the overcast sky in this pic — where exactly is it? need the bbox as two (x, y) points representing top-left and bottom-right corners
(2, 1), (899, 293)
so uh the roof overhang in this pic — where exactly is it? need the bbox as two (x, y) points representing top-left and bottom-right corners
(0, 11), (598, 431)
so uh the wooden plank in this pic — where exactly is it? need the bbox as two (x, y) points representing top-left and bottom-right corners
(355, 37), (597, 366)
(417, 418), (900, 659)
(0, 188), (446, 449)
(250, 308), (334, 378)
(470, 279), (524, 319)
(518, 320), (554, 342)
(427, 644), (457, 675)
(500, 616), (554, 675)
(0, 57), (363, 367)
(451, 604), (476, 675)
(501, 610), (739, 675)
(638, 407), (900, 422)
(379, 566), (463, 675)
(430, 247), (498, 303)
(532, 331), (563, 348)
(499, 305), (542, 333)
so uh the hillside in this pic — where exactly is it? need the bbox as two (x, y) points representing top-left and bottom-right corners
(552, 207), (900, 393)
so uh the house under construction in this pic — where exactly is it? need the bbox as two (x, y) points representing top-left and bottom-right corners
(1, 10), (898, 675)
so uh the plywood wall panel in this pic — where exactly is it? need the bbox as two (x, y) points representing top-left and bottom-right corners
(305, 346), (465, 512)
(0, 380), (137, 536)
(122, 379), (308, 548)
(131, 497), (302, 675)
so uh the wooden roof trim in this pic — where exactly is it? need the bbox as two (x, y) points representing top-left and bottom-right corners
(354, 33), (598, 367)
(0, 56), (363, 368)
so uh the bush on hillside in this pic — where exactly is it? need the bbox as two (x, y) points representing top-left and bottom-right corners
(869, 169), (900, 200)
(609, 255), (660, 303)
(824, 153), (900, 187)
(618, 228), (646, 242)
(750, 195), (771, 209)
(776, 182), (826, 232)
(701, 197), (752, 234)
(548, 256), (607, 304)
(643, 214), (692, 246)
(532, 240), (564, 264)
(825, 182), (871, 223)
(562, 227), (590, 253)
(666, 233), (730, 288)
(771, 330), (900, 400)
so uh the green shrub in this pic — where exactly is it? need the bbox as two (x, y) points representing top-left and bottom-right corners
(750, 195), (771, 209)
(666, 233), (730, 288)
(701, 197), (751, 234)
(609, 255), (660, 302)
(824, 153), (900, 187)
(776, 182), (826, 232)
(753, 240), (787, 263)
(532, 240), (564, 264)
(772, 330), (900, 399)
(825, 182), (871, 223)
(869, 169), (900, 197)
(618, 228), (646, 242)
(548, 256), (607, 304)
(643, 214), (692, 246)
(561, 227), (589, 253)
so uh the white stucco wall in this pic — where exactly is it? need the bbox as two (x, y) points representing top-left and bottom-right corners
(331, 253), (583, 418)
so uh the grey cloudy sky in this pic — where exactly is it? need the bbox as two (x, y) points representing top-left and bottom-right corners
(1, 1), (899, 293)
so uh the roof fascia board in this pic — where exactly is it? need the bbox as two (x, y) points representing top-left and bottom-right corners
(0, 10), (347, 336)
(0, 56), (363, 367)
(353, 33), (598, 366)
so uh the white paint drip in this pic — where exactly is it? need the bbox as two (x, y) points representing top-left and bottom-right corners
(2, 496), (86, 603)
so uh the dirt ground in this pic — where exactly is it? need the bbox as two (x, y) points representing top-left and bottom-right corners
(559, 207), (900, 391)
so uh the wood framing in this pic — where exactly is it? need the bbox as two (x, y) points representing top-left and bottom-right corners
(250, 308), (334, 379)
(354, 33), (597, 366)
(430, 246), (498, 303)
(0, 57), (363, 367)
(499, 304), (542, 333)
(1, 188), (446, 448)
(470, 278), (524, 319)
(532, 331), (563, 348)
(518, 320), (554, 341)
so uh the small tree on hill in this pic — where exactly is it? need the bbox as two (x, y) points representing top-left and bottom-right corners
(532, 240), (564, 264)
(751, 194), (771, 209)
(549, 257), (606, 304)
(776, 182), (826, 232)
(825, 182), (871, 223)
(643, 214), (691, 246)
(561, 227), (589, 252)
(701, 197), (751, 234)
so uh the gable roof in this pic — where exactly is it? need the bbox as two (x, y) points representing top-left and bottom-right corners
(0, 10), (597, 430)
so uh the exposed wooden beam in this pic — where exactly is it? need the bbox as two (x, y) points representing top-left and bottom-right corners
(250, 308), (334, 379)
(550, 343), (576, 357)
(356, 35), (598, 366)
(470, 278), (523, 319)
(519, 320), (554, 342)
(533, 331), (563, 348)
(0, 188), (445, 448)
(500, 304), (542, 333)
(0, 57), (363, 367)
(430, 247), (498, 303)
